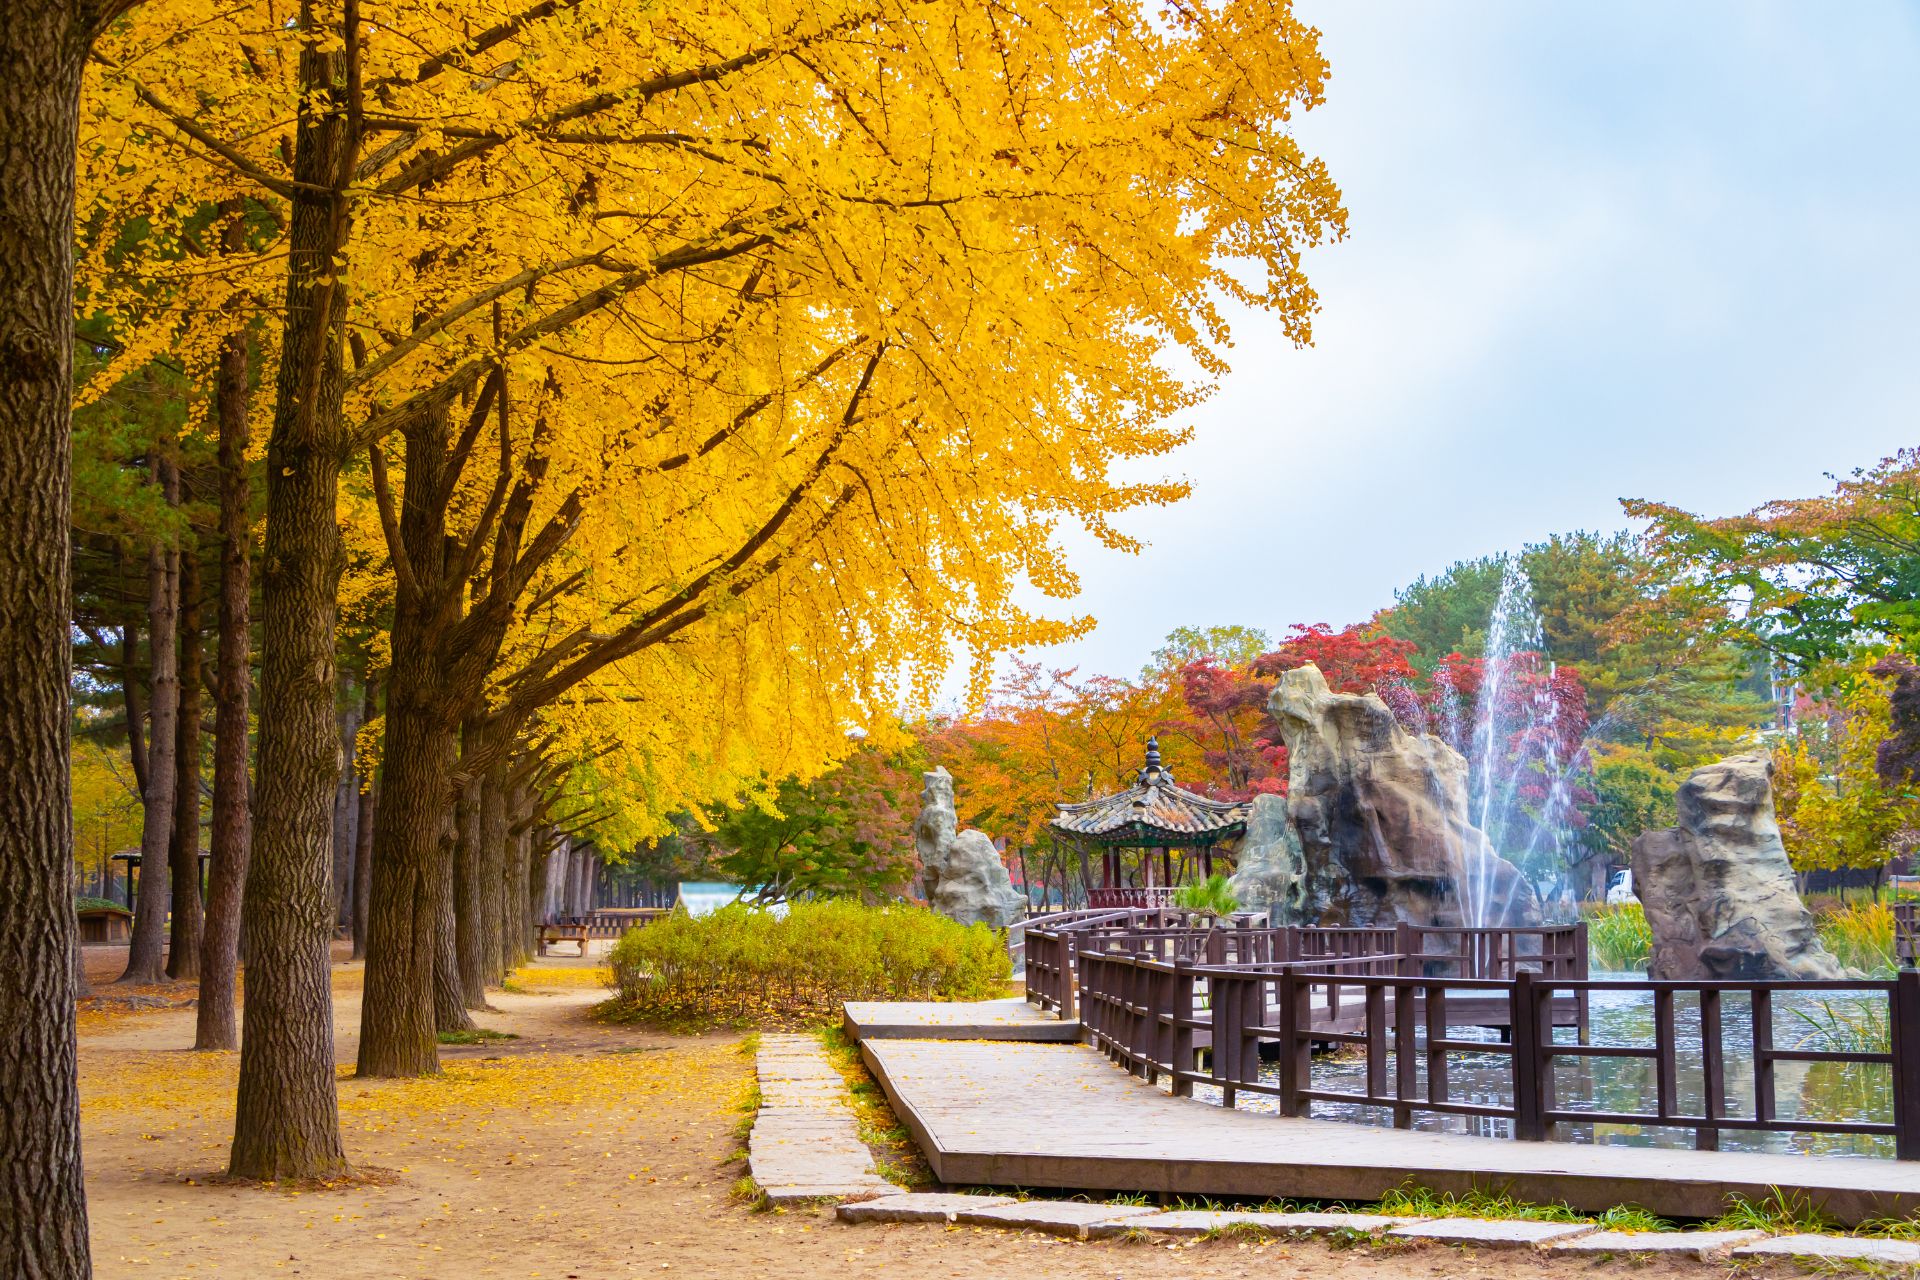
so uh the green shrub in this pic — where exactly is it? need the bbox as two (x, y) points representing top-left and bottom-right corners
(1584, 901), (1652, 972)
(73, 895), (127, 914)
(1173, 874), (1238, 918)
(605, 899), (1010, 1028)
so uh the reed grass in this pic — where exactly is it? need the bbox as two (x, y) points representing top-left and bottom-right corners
(1816, 900), (1898, 976)
(1583, 901), (1652, 972)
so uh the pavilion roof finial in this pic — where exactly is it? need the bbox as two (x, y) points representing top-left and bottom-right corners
(1136, 736), (1172, 785)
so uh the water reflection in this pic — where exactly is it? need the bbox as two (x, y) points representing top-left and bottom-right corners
(1187, 977), (1894, 1159)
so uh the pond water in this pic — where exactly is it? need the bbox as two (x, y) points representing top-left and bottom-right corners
(1185, 975), (1896, 1159)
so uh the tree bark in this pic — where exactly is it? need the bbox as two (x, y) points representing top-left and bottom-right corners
(505, 781), (534, 970)
(120, 624), (147, 796)
(331, 675), (361, 927)
(359, 407), (462, 1075)
(479, 772), (508, 985)
(0, 3), (106, 1272)
(229, 17), (353, 1181)
(121, 459), (179, 985)
(166, 548), (204, 980)
(196, 320), (253, 1052)
(359, 703), (453, 1075)
(432, 822), (471, 1033)
(349, 676), (377, 961)
(454, 767), (488, 1008)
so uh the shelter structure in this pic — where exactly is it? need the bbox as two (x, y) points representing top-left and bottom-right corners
(1049, 739), (1249, 908)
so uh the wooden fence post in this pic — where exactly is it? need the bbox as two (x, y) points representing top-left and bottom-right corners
(1278, 967), (1305, 1118)
(1511, 970), (1545, 1141)
(1893, 968), (1920, 1160)
(1172, 958), (1195, 1095)
(1063, 936), (1078, 1024)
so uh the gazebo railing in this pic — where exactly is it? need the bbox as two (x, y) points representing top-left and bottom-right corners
(1088, 886), (1178, 909)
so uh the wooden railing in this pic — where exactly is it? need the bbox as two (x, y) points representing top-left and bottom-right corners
(1073, 947), (1920, 1158)
(1088, 886), (1178, 909)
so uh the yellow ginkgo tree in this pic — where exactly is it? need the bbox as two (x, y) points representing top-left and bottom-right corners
(79, 0), (1347, 1177)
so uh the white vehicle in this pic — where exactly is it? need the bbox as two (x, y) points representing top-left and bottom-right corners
(1605, 868), (1637, 906)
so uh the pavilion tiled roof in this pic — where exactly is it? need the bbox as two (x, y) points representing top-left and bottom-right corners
(1050, 738), (1249, 846)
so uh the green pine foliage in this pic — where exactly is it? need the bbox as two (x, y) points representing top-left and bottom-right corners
(1172, 873), (1239, 918)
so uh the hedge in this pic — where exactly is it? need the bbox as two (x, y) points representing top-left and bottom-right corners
(606, 899), (1010, 1028)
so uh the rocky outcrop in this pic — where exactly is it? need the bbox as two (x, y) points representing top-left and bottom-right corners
(914, 768), (1023, 929)
(1630, 754), (1842, 980)
(1270, 664), (1541, 927)
(1227, 793), (1306, 924)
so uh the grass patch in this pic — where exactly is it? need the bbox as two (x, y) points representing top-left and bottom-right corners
(1375, 1183), (1585, 1223)
(1817, 901), (1898, 977)
(1585, 902), (1653, 972)
(1713, 1188), (1843, 1235)
(818, 1026), (931, 1188)
(731, 1076), (762, 1145)
(436, 1027), (519, 1046)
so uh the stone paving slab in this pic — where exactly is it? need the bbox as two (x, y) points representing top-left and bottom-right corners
(1127, 1210), (1409, 1237)
(838, 1194), (1019, 1224)
(952, 1201), (1159, 1239)
(749, 1034), (894, 1205)
(1734, 1235), (1920, 1264)
(1389, 1219), (1595, 1248)
(1552, 1229), (1764, 1258)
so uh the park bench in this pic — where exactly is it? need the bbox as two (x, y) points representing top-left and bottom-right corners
(536, 908), (669, 956)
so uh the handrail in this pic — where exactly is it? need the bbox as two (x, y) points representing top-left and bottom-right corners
(1072, 945), (1920, 1158)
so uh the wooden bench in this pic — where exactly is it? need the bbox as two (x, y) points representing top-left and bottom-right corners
(537, 922), (592, 956)
(536, 909), (671, 956)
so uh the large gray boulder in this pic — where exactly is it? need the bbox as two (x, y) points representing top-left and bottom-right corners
(1270, 664), (1541, 927)
(914, 768), (1023, 929)
(1631, 753), (1842, 980)
(1227, 793), (1306, 924)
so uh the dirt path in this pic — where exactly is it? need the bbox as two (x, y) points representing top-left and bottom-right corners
(78, 956), (1759, 1279)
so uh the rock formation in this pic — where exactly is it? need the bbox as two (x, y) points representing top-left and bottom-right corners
(1270, 664), (1541, 927)
(1226, 793), (1306, 924)
(914, 768), (1023, 928)
(1630, 753), (1842, 980)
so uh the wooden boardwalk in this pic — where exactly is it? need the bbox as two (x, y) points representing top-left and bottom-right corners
(858, 1036), (1920, 1225)
(841, 998), (1081, 1042)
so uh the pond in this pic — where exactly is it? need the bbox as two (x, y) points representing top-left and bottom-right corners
(1187, 975), (1896, 1158)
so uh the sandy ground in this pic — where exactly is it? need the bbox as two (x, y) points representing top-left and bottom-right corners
(75, 947), (1767, 1280)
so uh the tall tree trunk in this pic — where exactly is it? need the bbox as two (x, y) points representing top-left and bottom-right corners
(454, 768), (488, 1008)
(479, 773), (507, 985)
(331, 675), (361, 928)
(432, 826), (471, 1033)
(122, 459), (179, 984)
(230, 18), (353, 1181)
(167, 549), (205, 980)
(196, 320), (253, 1052)
(505, 783), (534, 970)
(0, 4), (100, 1272)
(349, 676), (377, 961)
(120, 623), (147, 796)
(359, 704), (452, 1075)
(359, 408), (460, 1077)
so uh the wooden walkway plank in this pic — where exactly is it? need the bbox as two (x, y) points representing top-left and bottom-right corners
(858, 1036), (1920, 1225)
(841, 998), (1081, 1042)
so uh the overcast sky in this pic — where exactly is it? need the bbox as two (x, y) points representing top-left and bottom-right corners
(997, 1), (1920, 689)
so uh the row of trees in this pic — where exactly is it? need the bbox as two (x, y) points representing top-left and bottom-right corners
(5, 0), (1350, 1273)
